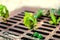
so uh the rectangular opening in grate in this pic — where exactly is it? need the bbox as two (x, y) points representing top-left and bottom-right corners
(14, 26), (28, 30)
(44, 21), (49, 24)
(25, 10), (35, 13)
(14, 16), (23, 19)
(38, 17), (44, 20)
(0, 22), (12, 26)
(10, 18), (21, 21)
(21, 37), (33, 40)
(56, 31), (60, 34)
(0, 25), (7, 29)
(38, 27), (53, 32)
(42, 24), (56, 28)
(19, 23), (25, 26)
(31, 30), (49, 35)
(6, 20), (17, 24)
(42, 16), (50, 18)
(26, 33), (33, 37)
(9, 28), (24, 34)
(18, 13), (24, 16)
(53, 35), (60, 39)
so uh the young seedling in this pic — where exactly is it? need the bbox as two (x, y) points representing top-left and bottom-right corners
(57, 8), (60, 15)
(0, 4), (9, 22)
(23, 12), (37, 29)
(33, 32), (43, 39)
(34, 9), (43, 18)
(49, 9), (60, 25)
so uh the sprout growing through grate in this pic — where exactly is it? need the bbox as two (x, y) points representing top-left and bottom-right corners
(49, 9), (60, 25)
(0, 4), (9, 22)
(33, 32), (43, 40)
(34, 9), (43, 18)
(23, 12), (37, 30)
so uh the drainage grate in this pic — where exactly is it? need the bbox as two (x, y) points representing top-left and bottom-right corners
(0, 7), (60, 40)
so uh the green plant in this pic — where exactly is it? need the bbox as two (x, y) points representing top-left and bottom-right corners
(33, 32), (43, 39)
(0, 4), (9, 22)
(34, 9), (43, 18)
(57, 8), (60, 15)
(23, 12), (37, 29)
(49, 10), (60, 25)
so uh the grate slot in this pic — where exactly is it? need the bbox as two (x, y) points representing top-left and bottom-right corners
(38, 27), (53, 32)
(25, 10), (34, 13)
(19, 23), (25, 26)
(14, 16), (23, 19)
(31, 30), (49, 35)
(6, 20), (17, 24)
(14, 26), (28, 30)
(38, 17), (44, 20)
(42, 16), (50, 18)
(9, 28), (24, 34)
(21, 37), (33, 40)
(56, 31), (60, 34)
(53, 35), (60, 39)
(42, 24), (56, 28)
(44, 21), (49, 24)
(10, 18), (21, 21)
(26, 33), (33, 37)
(0, 25), (7, 29)
(18, 13), (24, 16)
(0, 22), (12, 26)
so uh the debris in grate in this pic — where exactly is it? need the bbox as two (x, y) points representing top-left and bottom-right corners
(10, 18), (21, 21)
(9, 28), (24, 34)
(0, 25), (7, 29)
(0, 22), (12, 26)
(0, 35), (14, 40)
(6, 20), (17, 24)
(14, 25), (28, 30)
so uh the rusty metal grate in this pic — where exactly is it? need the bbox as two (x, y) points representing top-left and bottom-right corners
(0, 7), (60, 40)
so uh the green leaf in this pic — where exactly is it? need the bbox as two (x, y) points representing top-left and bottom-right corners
(34, 9), (43, 18)
(0, 4), (9, 21)
(23, 12), (37, 29)
(50, 10), (57, 25)
(33, 32), (39, 38)
(57, 17), (60, 23)
(38, 34), (43, 39)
